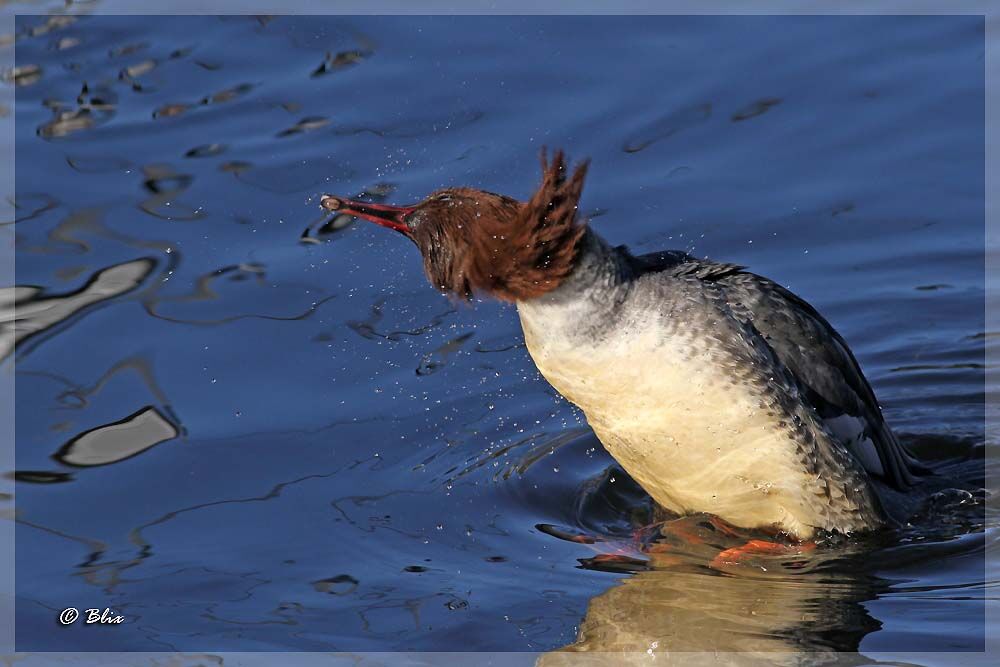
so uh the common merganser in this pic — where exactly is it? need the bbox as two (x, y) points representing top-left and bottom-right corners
(321, 150), (924, 541)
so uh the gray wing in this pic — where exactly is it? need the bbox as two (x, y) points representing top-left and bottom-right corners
(629, 249), (923, 490)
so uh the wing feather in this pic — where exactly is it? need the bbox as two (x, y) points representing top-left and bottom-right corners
(629, 250), (923, 490)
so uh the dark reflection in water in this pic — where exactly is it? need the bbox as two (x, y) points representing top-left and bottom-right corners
(11, 470), (73, 484)
(9, 12), (987, 655)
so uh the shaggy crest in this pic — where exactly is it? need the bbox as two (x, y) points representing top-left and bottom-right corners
(411, 149), (590, 301)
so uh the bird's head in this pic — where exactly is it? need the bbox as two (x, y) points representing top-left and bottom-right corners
(321, 150), (589, 302)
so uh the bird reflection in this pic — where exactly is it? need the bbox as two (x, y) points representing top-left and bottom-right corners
(540, 545), (886, 667)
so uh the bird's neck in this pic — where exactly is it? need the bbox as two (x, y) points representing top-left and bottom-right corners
(515, 227), (633, 341)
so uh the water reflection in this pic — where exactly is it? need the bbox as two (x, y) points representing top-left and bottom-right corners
(14, 347), (185, 484)
(311, 49), (372, 77)
(540, 556), (884, 665)
(139, 163), (204, 220)
(152, 82), (256, 120)
(184, 143), (226, 158)
(1, 257), (154, 360)
(276, 115), (329, 137)
(11, 14), (77, 41)
(108, 42), (149, 59)
(5, 63), (42, 86)
(142, 261), (335, 326)
(10, 13), (986, 653)
(54, 405), (178, 467)
(65, 154), (132, 174)
(527, 429), (987, 661)
(11, 470), (73, 484)
(36, 81), (117, 139)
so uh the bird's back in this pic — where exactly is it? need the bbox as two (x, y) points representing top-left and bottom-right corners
(631, 249), (924, 493)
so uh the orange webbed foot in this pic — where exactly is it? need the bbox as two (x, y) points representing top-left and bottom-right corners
(710, 538), (817, 570)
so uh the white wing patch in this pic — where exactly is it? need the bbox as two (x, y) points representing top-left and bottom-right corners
(823, 413), (885, 477)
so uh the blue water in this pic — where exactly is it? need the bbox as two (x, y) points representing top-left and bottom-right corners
(9, 13), (990, 656)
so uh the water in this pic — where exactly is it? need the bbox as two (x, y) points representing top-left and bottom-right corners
(7, 11), (992, 659)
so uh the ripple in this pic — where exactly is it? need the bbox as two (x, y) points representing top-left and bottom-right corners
(53, 36), (81, 51)
(36, 82), (117, 139)
(232, 155), (352, 194)
(65, 154), (133, 174)
(138, 164), (204, 221)
(22, 15), (78, 40)
(622, 102), (711, 153)
(4, 64), (43, 86)
(108, 41), (149, 58)
(142, 263), (336, 326)
(731, 96), (782, 122)
(311, 49), (372, 77)
(313, 574), (359, 595)
(416, 332), (475, 376)
(152, 84), (255, 121)
(119, 58), (157, 80)
(276, 115), (330, 138)
(2, 193), (59, 226)
(346, 297), (455, 342)
(183, 143), (227, 158)
(152, 102), (190, 119)
(200, 83), (254, 105)
(335, 109), (485, 139)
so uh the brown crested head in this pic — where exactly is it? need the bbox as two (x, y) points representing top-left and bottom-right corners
(321, 150), (589, 302)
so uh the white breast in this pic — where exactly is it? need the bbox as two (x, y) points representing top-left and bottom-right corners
(517, 301), (836, 538)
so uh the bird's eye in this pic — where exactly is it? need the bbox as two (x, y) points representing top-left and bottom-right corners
(434, 194), (453, 203)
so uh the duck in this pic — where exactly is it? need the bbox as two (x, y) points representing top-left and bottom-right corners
(320, 150), (924, 543)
